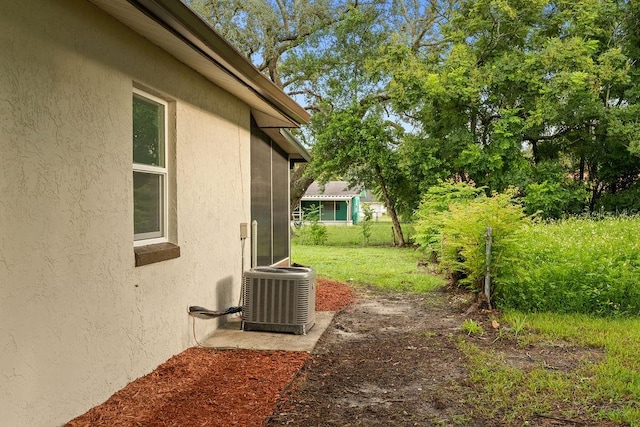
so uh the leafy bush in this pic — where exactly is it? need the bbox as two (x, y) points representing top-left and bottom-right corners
(360, 203), (374, 245)
(497, 216), (640, 316)
(414, 181), (483, 254)
(595, 182), (640, 214)
(439, 190), (529, 296)
(309, 222), (328, 245)
(298, 204), (328, 245)
(523, 180), (588, 219)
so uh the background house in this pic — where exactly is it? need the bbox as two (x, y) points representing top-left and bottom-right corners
(360, 188), (388, 221)
(295, 181), (386, 225)
(0, 0), (308, 425)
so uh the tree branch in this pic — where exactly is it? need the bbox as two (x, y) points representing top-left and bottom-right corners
(359, 91), (392, 108)
(275, 0), (290, 33)
(523, 125), (585, 143)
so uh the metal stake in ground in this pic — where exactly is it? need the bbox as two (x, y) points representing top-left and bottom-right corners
(485, 226), (492, 310)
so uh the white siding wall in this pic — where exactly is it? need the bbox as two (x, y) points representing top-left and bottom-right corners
(0, 1), (251, 425)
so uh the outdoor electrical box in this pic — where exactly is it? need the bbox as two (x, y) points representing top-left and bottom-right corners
(240, 222), (248, 239)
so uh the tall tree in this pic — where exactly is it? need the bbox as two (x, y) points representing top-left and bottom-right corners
(190, 0), (355, 87)
(382, 0), (640, 213)
(189, 0), (361, 213)
(296, 6), (416, 246)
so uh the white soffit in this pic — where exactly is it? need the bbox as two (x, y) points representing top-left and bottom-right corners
(86, 0), (309, 129)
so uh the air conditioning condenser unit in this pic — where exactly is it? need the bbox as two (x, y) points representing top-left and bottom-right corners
(242, 266), (315, 335)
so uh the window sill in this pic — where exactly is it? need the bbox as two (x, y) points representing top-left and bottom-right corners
(134, 242), (180, 267)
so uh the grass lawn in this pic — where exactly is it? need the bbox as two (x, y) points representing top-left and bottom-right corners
(291, 243), (442, 293)
(461, 311), (640, 425)
(291, 229), (640, 425)
(292, 221), (416, 247)
(524, 313), (640, 424)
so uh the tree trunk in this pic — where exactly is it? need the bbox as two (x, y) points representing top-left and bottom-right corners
(290, 162), (315, 216)
(531, 140), (540, 165)
(374, 165), (405, 247)
(589, 180), (602, 211)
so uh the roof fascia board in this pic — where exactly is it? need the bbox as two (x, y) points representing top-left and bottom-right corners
(281, 129), (311, 162)
(87, 0), (309, 130)
(128, 0), (309, 125)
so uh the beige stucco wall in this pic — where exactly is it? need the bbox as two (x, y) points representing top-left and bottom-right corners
(0, 1), (252, 425)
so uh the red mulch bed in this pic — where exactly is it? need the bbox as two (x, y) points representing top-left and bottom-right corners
(66, 278), (353, 427)
(315, 277), (355, 311)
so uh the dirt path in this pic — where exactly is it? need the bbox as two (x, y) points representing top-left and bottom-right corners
(267, 286), (610, 427)
(266, 287), (479, 426)
(67, 281), (614, 426)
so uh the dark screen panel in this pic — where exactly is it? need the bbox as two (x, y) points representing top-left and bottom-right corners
(250, 128), (272, 267)
(272, 147), (289, 262)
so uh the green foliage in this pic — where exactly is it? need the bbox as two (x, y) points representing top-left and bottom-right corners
(360, 203), (374, 245)
(190, 0), (359, 89)
(414, 181), (483, 252)
(595, 180), (640, 214)
(461, 319), (484, 336)
(523, 180), (588, 219)
(298, 204), (328, 245)
(437, 190), (529, 296)
(497, 216), (640, 316)
(296, 5), (414, 245)
(520, 161), (588, 218)
(198, 0), (640, 221)
(381, 0), (640, 216)
(310, 102), (411, 245)
(423, 190), (640, 316)
(309, 222), (328, 245)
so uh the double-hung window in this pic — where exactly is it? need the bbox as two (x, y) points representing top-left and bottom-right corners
(133, 89), (168, 246)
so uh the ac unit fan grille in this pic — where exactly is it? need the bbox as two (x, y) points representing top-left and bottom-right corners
(242, 268), (315, 335)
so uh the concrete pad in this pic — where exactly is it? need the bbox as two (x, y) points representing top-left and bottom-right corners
(201, 311), (335, 353)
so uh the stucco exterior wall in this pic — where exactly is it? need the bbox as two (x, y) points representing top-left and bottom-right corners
(0, 1), (251, 425)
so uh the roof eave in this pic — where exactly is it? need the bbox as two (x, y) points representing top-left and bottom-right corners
(86, 0), (310, 130)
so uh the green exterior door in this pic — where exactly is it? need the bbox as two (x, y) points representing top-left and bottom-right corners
(335, 201), (348, 221)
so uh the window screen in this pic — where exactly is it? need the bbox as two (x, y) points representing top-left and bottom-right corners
(250, 122), (291, 266)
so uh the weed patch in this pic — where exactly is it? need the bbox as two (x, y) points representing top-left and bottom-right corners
(498, 216), (640, 316)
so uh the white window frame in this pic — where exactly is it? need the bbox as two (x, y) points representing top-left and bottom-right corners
(133, 88), (169, 247)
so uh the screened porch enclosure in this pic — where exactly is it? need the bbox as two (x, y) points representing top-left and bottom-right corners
(250, 122), (289, 266)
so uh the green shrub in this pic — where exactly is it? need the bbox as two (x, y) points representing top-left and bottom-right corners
(497, 216), (640, 316)
(439, 190), (529, 297)
(360, 203), (374, 245)
(309, 222), (328, 245)
(298, 204), (328, 245)
(595, 182), (640, 214)
(523, 180), (588, 219)
(414, 181), (483, 254)
(521, 161), (588, 219)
